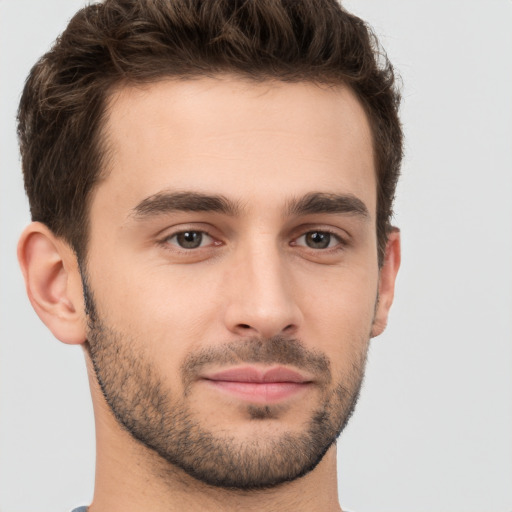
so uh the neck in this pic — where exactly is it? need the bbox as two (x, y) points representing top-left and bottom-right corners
(92, 438), (342, 512)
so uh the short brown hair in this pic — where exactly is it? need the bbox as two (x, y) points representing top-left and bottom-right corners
(18, 0), (402, 264)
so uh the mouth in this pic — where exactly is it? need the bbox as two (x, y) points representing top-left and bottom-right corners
(200, 366), (314, 404)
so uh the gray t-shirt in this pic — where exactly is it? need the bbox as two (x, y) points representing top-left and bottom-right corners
(71, 505), (352, 511)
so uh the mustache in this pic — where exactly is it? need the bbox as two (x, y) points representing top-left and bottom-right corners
(180, 336), (332, 387)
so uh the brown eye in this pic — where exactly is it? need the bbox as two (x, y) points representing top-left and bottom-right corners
(305, 231), (331, 249)
(169, 231), (209, 249)
(293, 231), (342, 250)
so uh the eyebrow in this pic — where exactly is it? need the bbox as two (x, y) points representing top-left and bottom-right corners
(130, 190), (369, 221)
(131, 191), (241, 219)
(286, 192), (370, 219)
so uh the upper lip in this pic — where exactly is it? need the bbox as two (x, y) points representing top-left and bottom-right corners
(202, 366), (313, 383)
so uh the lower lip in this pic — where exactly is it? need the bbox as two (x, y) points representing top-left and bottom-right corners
(204, 380), (310, 403)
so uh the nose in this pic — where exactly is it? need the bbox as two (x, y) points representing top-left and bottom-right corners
(223, 241), (303, 339)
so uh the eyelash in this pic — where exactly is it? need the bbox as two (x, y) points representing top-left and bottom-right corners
(291, 229), (347, 251)
(158, 227), (348, 253)
(159, 230), (220, 251)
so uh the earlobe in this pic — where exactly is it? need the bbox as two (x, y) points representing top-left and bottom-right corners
(17, 222), (87, 345)
(371, 228), (401, 338)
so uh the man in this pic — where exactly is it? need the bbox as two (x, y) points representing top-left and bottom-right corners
(16, 0), (402, 510)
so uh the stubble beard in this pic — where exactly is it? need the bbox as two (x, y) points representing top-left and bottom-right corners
(84, 280), (370, 490)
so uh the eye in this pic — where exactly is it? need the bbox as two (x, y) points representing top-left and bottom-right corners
(294, 231), (342, 249)
(166, 230), (213, 249)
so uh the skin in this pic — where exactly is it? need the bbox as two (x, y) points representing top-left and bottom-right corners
(18, 77), (400, 512)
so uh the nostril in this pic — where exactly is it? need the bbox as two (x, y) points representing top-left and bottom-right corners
(238, 324), (252, 330)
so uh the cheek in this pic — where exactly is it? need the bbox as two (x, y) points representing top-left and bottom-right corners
(298, 264), (378, 360)
(92, 261), (224, 356)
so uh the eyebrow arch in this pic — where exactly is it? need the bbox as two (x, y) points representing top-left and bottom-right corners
(287, 192), (370, 219)
(130, 191), (241, 219)
(130, 190), (369, 221)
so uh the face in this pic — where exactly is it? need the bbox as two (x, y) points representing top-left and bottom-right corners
(84, 77), (384, 488)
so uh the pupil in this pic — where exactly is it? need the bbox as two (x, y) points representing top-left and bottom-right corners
(307, 232), (330, 249)
(178, 231), (202, 248)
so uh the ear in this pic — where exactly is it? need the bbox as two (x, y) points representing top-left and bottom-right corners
(371, 228), (401, 338)
(17, 222), (87, 345)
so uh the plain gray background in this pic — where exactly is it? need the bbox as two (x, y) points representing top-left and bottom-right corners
(1, 1), (511, 511)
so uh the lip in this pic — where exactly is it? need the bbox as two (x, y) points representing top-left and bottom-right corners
(201, 366), (313, 404)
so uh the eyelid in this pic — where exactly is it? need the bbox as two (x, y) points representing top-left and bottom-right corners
(290, 223), (350, 242)
(154, 223), (350, 252)
(292, 229), (346, 249)
(154, 221), (216, 238)
(167, 231), (214, 248)
(157, 225), (222, 251)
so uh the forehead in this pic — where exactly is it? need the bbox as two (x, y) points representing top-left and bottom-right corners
(95, 76), (376, 219)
